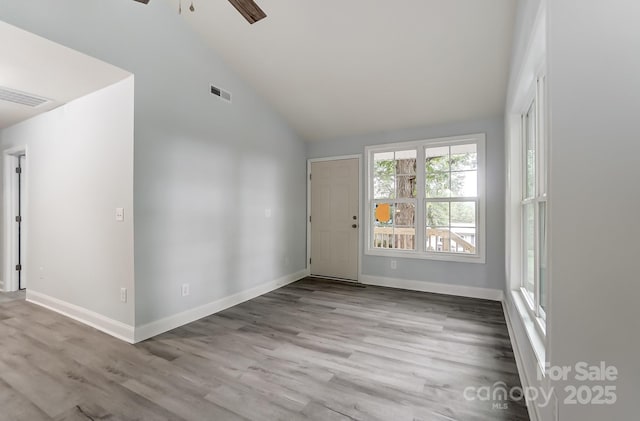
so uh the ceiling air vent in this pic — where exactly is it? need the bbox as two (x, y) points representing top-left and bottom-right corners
(0, 86), (50, 108)
(210, 84), (231, 102)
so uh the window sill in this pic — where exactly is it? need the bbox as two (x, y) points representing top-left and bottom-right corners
(511, 289), (546, 374)
(365, 248), (486, 264)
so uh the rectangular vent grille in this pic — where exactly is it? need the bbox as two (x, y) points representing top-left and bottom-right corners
(0, 86), (50, 107)
(210, 85), (231, 102)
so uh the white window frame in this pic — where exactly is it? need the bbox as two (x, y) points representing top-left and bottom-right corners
(505, 1), (547, 372)
(365, 133), (486, 264)
(519, 71), (548, 337)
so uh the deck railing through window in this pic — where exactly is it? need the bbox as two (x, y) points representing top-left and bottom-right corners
(373, 227), (476, 254)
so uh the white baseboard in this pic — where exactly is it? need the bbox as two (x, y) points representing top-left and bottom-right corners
(26, 290), (135, 343)
(22, 270), (309, 345)
(360, 274), (503, 301)
(134, 268), (310, 343)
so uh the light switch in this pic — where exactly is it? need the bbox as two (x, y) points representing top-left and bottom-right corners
(116, 207), (124, 222)
(265, 208), (272, 218)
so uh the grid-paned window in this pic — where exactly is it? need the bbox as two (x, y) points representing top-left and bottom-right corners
(366, 134), (485, 263)
(425, 144), (478, 254)
(522, 99), (537, 301)
(521, 74), (548, 326)
(372, 150), (417, 250)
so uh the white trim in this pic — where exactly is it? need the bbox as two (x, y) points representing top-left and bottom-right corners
(3, 146), (28, 292)
(26, 290), (135, 343)
(22, 269), (310, 344)
(307, 155), (362, 282)
(512, 290), (546, 369)
(502, 298), (541, 421)
(517, 62), (549, 344)
(134, 268), (309, 343)
(365, 247), (486, 264)
(307, 154), (361, 163)
(360, 274), (503, 301)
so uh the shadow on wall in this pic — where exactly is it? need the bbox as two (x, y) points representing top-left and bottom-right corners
(133, 129), (307, 326)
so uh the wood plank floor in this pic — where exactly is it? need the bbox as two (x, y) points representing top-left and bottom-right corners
(0, 278), (528, 421)
(0, 289), (25, 305)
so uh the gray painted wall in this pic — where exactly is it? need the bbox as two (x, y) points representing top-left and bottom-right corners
(307, 117), (505, 291)
(0, 0), (307, 326)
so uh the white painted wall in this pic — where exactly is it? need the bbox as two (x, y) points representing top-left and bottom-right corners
(506, 0), (543, 112)
(0, 77), (135, 326)
(307, 118), (505, 295)
(0, 0), (307, 332)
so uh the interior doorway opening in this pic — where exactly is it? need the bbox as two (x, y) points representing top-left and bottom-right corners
(3, 146), (27, 292)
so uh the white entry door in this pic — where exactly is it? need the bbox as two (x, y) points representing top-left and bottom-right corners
(310, 158), (359, 281)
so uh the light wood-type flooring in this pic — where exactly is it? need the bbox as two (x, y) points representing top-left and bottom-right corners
(0, 277), (528, 421)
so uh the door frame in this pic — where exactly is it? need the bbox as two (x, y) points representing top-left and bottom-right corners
(2, 146), (28, 292)
(307, 154), (362, 282)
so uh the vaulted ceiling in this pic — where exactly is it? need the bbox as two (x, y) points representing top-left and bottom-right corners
(179, 0), (517, 141)
(1, 1), (516, 140)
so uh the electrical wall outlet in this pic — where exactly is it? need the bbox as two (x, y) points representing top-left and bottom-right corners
(115, 207), (125, 222)
(120, 287), (127, 303)
(181, 283), (190, 297)
(390, 260), (397, 270)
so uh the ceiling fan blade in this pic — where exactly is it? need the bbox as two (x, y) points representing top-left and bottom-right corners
(227, 0), (267, 24)
(133, 0), (150, 4)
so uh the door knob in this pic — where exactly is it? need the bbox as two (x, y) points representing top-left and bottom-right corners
(352, 224), (358, 228)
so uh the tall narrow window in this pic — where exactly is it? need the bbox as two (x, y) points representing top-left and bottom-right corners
(520, 74), (548, 328)
(366, 134), (485, 263)
(425, 144), (478, 255)
(522, 100), (536, 302)
(372, 150), (417, 250)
